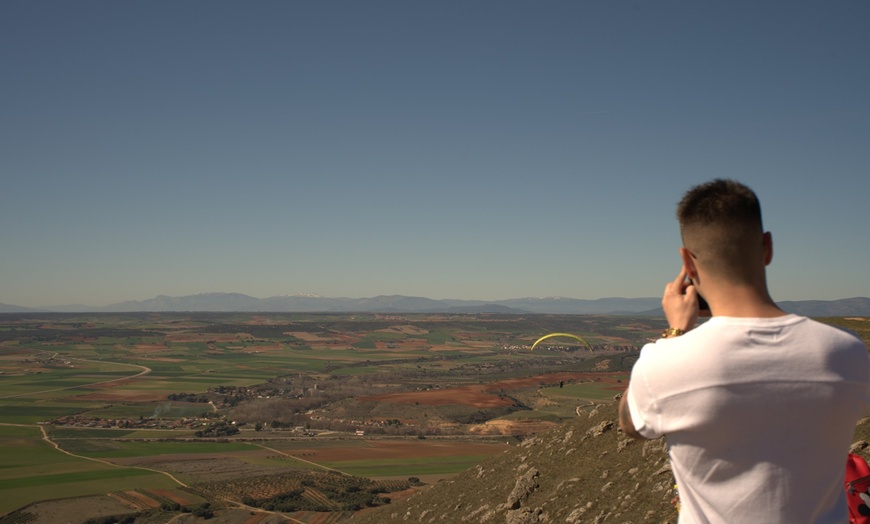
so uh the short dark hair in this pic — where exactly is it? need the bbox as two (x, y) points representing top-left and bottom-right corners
(677, 180), (765, 282)
(677, 179), (762, 231)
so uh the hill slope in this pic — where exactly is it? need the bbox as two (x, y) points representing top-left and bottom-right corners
(353, 401), (679, 523)
(353, 401), (870, 524)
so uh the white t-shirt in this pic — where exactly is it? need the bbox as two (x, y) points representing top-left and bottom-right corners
(627, 314), (870, 523)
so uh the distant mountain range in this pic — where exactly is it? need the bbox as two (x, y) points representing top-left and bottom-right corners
(2, 293), (870, 316)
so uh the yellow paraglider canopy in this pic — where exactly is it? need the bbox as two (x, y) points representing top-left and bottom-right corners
(530, 332), (592, 351)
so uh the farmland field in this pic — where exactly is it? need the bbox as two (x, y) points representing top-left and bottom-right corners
(0, 311), (659, 523)
(540, 377), (629, 401)
(0, 423), (178, 515)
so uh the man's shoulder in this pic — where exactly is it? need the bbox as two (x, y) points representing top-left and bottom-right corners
(795, 316), (867, 344)
(639, 314), (867, 362)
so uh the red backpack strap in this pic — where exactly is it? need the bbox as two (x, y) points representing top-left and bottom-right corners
(845, 453), (870, 523)
(849, 453), (870, 480)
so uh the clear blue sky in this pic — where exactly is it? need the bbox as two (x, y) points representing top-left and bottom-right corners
(2, 1), (868, 308)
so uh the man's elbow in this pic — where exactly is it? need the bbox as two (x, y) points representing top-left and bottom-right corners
(618, 392), (649, 440)
(619, 419), (648, 440)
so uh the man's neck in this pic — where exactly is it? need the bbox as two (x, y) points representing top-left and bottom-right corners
(706, 286), (786, 318)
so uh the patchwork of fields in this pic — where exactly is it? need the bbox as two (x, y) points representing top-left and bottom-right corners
(0, 312), (654, 523)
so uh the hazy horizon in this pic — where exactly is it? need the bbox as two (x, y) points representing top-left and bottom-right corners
(8, 291), (662, 310)
(4, 291), (867, 312)
(3, 2), (869, 308)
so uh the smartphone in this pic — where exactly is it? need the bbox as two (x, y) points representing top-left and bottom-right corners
(689, 277), (711, 316)
(697, 294), (711, 316)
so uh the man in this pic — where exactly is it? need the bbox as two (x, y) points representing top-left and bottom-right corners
(619, 179), (870, 523)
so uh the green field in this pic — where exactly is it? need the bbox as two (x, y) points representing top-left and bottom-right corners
(0, 473), (176, 516)
(0, 467), (156, 490)
(82, 401), (210, 419)
(540, 380), (626, 401)
(48, 427), (137, 439)
(497, 410), (566, 422)
(0, 424), (176, 514)
(60, 439), (254, 457)
(324, 455), (497, 477)
(0, 404), (88, 424)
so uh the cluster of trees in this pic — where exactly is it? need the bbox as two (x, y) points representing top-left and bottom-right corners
(194, 421), (239, 438)
(242, 484), (389, 512)
(166, 392), (210, 403)
(82, 504), (214, 524)
(84, 516), (136, 524)
(161, 502), (214, 519)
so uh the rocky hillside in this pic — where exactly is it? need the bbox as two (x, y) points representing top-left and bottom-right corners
(351, 401), (679, 523)
(352, 399), (870, 524)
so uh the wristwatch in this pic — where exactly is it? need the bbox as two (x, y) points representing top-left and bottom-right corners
(661, 327), (686, 338)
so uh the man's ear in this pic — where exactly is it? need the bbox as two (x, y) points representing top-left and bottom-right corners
(763, 232), (773, 266)
(680, 247), (698, 281)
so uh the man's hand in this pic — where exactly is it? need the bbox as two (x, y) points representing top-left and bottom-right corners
(662, 267), (699, 334)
